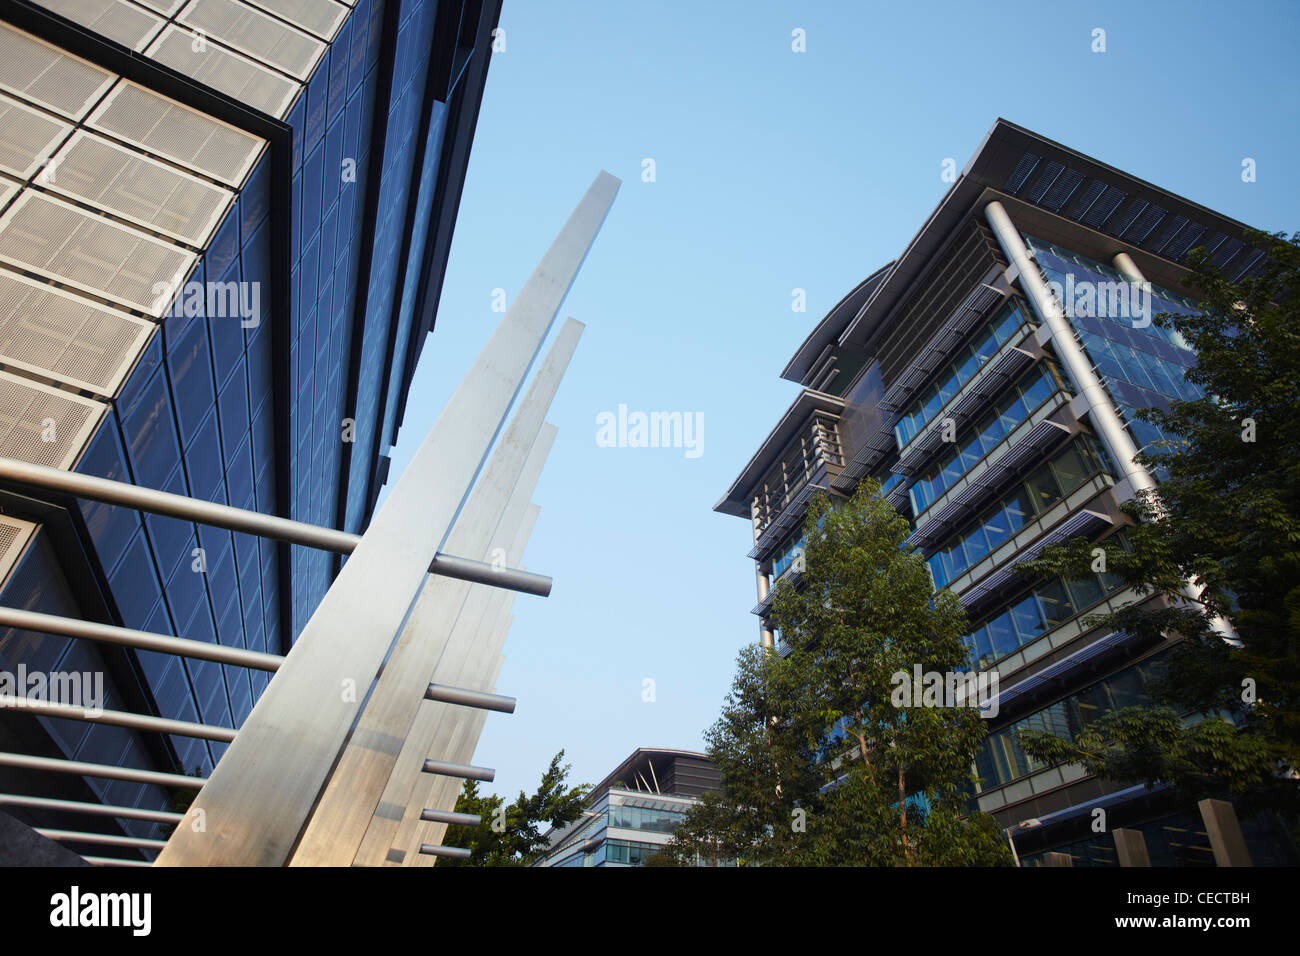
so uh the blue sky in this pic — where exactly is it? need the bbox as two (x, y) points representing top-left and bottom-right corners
(383, 0), (1300, 801)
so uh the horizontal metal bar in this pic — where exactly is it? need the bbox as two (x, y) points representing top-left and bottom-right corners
(0, 457), (552, 597)
(0, 695), (237, 742)
(419, 808), (481, 827)
(0, 752), (206, 789)
(0, 792), (183, 824)
(418, 844), (473, 860)
(84, 855), (153, 868)
(37, 828), (167, 850)
(0, 606), (283, 671)
(429, 553), (552, 598)
(421, 759), (495, 782)
(424, 683), (516, 714)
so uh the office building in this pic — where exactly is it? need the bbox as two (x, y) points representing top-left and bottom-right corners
(0, 0), (503, 864)
(535, 748), (729, 867)
(716, 119), (1297, 866)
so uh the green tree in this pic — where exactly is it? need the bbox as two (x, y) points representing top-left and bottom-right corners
(440, 750), (589, 866)
(668, 481), (1011, 866)
(1013, 230), (1300, 821)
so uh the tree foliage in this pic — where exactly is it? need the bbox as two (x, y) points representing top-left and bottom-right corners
(1013, 230), (1300, 819)
(440, 750), (589, 866)
(666, 482), (1011, 865)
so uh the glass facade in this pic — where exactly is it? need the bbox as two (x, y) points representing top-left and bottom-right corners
(975, 651), (1169, 792)
(909, 360), (1069, 515)
(1027, 236), (1204, 454)
(894, 300), (1031, 448)
(0, 2), (497, 862)
(926, 436), (1112, 589)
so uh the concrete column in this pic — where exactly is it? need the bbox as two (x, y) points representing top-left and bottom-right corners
(756, 568), (774, 648)
(984, 201), (1156, 501)
(1113, 828), (1152, 866)
(1199, 798), (1253, 867)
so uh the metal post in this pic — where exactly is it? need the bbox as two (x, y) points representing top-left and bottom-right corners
(984, 200), (1156, 499)
(0, 607), (283, 671)
(420, 808), (481, 827)
(37, 829), (167, 850)
(422, 759), (494, 782)
(0, 752), (204, 789)
(84, 856), (153, 868)
(419, 844), (472, 860)
(0, 457), (551, 598)
(0, 695), (237, 742)
(424, 684), (516, 713)
(0, 793), (182, 824)
(156, 172), (618, 867)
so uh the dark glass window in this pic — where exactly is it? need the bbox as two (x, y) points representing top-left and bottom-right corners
(76, 422), (139, 572)
(185, 409), (225, 504)
(120, 366), (181, 488)
(108, 532), (162, 629)
(166, 317), (216, 448)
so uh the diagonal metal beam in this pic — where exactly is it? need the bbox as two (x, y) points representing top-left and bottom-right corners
(395, 504), (538, 864)
(156, 172), (619, 866)
(0, 457), (551, 597)
(368, 507), (535, 866)
(334, 438), (548, 867)
(290, 320), (577, 864)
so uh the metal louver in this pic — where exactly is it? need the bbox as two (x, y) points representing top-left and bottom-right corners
(87, 80), (266, 188)
(0, 22), (115, 121)
(0, 92), (73, 180)
(0, 270), (154, 397)
(178, 0), (326, 80)
(145, 25), (299, 119)
(0, 191), (195, 318)
(44, 130), (234, 247)
(29, 0), (165, 53)
(0, 369), (105, 470)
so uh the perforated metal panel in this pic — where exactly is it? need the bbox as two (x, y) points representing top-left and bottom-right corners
(145, 24), (299, 118)
(0, 369), (105, 470)
(133, 0), (185, 13)
(30, 0), (165, 53)
(0, 92), (73, 181)
(0, 270), (154, 397)
(0, 191), (196, 318)
(87, 80), (265, 188)
(0, 180), (17, 211)
(242, 0), (350, 41)
(0, 22), (116, 121)
(178, 0), (326, 80)
(0, 514), (38, 592)
(45, 130), (234, 247)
